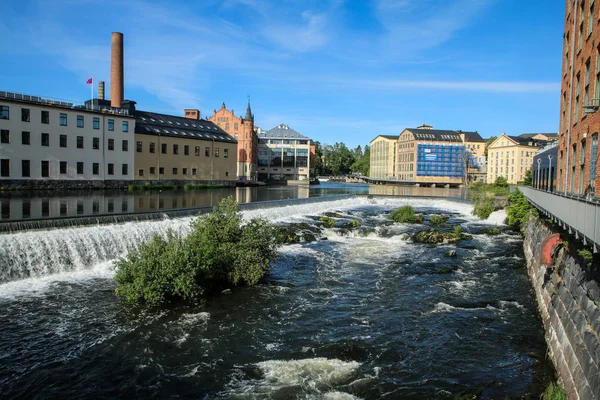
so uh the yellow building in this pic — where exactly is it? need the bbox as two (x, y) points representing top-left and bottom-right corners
(487, 133), (556, 184)
(369, 135), (397, 178)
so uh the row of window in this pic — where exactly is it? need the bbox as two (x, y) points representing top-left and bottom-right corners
(0, 129), (129, 150)
(0, 159), (129, 177)
(137, 168), (229, 177)
(0, 105), (129, 131)
(134, 142), (228, 157)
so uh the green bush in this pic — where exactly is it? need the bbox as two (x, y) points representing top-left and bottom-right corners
(318, 216), (336, 228)
(541, 382), (566, 400)
(128, 184), (139, 192)
(494, 176), (509, 187)
(473, 198), (494, 220)
(390, 206), (422, 223)
(114, 196), (279, 305)
(506, 188), (535, 229)
(429, 214), (448, 227)
(577, 248), (594, 268)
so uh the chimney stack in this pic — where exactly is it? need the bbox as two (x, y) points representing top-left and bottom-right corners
(110, 32), (124, 108)
(98, 81), (105, 100)
(184, 109), (200, 120)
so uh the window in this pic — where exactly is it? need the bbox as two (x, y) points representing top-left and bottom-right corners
(234, 123), (238, 130)
(77, 201), (84, 215)
(21, 108), (30, 122)
(159, 167), (164, 175)
(225, 123), (229, 130)
(60, 202), (68, 216)
(215, 148), (219, 157)
(173, 144), (179, 154)
(0, 130), (8, 143)
(41, 161), (49, 177)
(93, 137), (100, 149)
(591, 133), (598, 180)
(77, 162), (84, 174)
(60, 135), (67, 148)
(93, 163), (99, 175)
(192, 168), (197, 175)
(150, 142), (155, 153)
(138, 169), (144, 177)
(92, 201), (99, 214)
(60, 161), (67, 174)
(224, 148), (229, 158)
(122, 140), (128, 151)
(41, 199), (49, 216)
(77, 115), (84, 128)
(108, 201), (114, 213)
(41, 110), (49, 124)
(122, 121), (129, 132)
(0, 159), (9, 177)
(22, 131), (30, 145)
(205, 147), (210, 156)
(59, 113), (67, 126)
(93, 117), (100, 130)
(195, 146), (200, 156)
(585, 59), (591, 108)
(41, 133), (49, 146)
(589, 4), (594, 36)
(184, 145), (189, 155)
(136, 141), (142, 152)
(21, 160), (30, 177)
(108, 119), (114, 131)
(77, 136), (84, 149)
(575, 74), (581, 123)
(108, 163), (114, 175)
(579, 22), (584, 52)
(150, 167), (156, 174)
(183, 168), (188, 175)
(122, 164), (128, 175)
(108, 139), (114, 150)
(173, 167), (178, 175)
(162, 143), (167, 154)
(0, 105), (8, 120)
(596, 45), (600, 100)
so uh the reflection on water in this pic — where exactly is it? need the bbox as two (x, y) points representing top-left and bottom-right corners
(0, 183), (467, 221)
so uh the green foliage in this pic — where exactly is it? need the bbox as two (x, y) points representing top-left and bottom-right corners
(390, 206), (422, 224)
(484, 136), (497, 157)
(274, 225), (300, 244)
(506, 188), (535, 229)
(318, 216), (336, 228)
(453, 225), (463, 239)
(114, 196), (279, 305)
(577, 248), (594, 268)
(340, 219), (360, 229)
(494, 176), (509, 187)
(128, 183), (180, 192)
(541, 382), (566, 400)
(473, 198), (494, 220)
(184, 183), (225, 191)
(523, 169), (533, 186)
(429, 215), (448, 227)
(323, 142), (356, 176)
(484, 227), (501, 235)
(351, 145), (370, 176)
(128, 184), (139, 192)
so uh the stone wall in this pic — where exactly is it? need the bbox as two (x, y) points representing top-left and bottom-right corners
(524, 217), (600, 399)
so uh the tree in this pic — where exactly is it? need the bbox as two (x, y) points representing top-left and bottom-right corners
(351, 145), (370, 176)
(523, 169), (533, 186)
(313, 141), (327, 176)
(114, 197), (280, 305)
(484, 136), (497, 157)
(323, 142), (355, 175)
(354, 145), (363, 159)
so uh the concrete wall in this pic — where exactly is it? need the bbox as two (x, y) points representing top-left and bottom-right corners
(524, 217), (600, 399)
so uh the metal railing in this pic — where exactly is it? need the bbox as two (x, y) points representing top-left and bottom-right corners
(519, 186), (600, 252)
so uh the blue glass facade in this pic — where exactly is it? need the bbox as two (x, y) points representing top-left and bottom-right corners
(416, 143), (465, 178)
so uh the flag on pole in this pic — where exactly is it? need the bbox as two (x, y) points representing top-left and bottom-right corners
(86, 77), (93, 85)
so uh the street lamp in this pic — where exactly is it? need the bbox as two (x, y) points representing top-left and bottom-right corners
(547, 154), (553, 192)
(537, 158), (542, 189)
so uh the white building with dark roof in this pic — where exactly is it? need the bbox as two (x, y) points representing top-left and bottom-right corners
(256, 123), (314, 181)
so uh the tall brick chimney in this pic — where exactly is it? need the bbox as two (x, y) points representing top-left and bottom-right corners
(98, 81), (105, 100)
(110, 32), (124, 108)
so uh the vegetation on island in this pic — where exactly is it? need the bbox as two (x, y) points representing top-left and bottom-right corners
(412, 226), (471, 244)
(114, 196), (280, 305)
(541, 382), (567, 400)
(469, 177), (510, 220)
(390, 205), (423, 224)
(428, 214), (448, 227)
(506, 188), (537, 230)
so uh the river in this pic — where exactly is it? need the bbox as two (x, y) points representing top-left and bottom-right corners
(0, 186), (553, 398)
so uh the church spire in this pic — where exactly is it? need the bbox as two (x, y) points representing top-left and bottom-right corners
(245, 96), (254, 121)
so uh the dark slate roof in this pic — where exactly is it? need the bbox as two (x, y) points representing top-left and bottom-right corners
(135, 110), (236, 144)
(518, 133), (558, 139)
(404, 128), (463, 142)
(507, 134), (550, 146)
(460, 131), (485, 142)
(258, 123), (310, 140)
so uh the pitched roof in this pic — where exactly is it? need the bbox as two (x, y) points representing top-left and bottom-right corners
(259, 123), (310, 140)
(505, 133), (551, 146)
(461, 131), (485, 142)
(404, 128), (463, 142)
(519, 133), (558, 139)
(135, 110), (236, 144)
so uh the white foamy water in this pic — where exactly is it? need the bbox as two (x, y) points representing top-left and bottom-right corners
(485, 209), (507, 225)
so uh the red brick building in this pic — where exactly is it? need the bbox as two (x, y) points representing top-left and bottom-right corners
(208, 101), (258, 181)
(559, 0), (600, 197)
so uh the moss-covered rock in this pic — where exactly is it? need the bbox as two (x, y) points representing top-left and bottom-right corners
(339, 219), (360, 229)
(483, 227), (501, 235)
(274, 225), (300, 244)
(428, 215), (448, 227)
(318, 216), (336, 228)
(323, 212), (345, 218)
(412, 227), (471, 245)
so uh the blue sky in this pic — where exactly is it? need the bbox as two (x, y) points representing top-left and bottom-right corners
(1, 0), (564, 148)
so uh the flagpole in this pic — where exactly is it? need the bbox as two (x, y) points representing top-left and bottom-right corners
(91, 77), (94, 110)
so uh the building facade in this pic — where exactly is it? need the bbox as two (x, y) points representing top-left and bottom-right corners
(533, 141), (559, 192)
(487, 133), (553, 184)
(558, 0), (600, 197)
(208, 102), (258, 182)
(0, 91), (135, 188)
(369, 135), (397, 178)
(396, 126), (467, 185)
(134, 110), (237, 183)
(257, 124), (314, 181)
